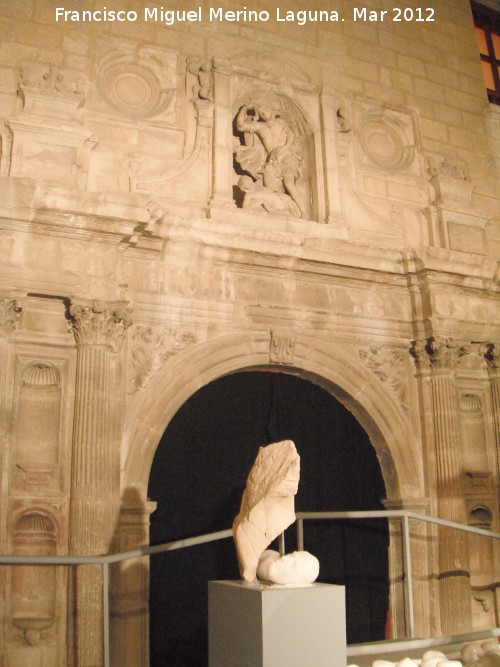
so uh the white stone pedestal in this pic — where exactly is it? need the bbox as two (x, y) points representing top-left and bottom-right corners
(208, 580), (346, 667)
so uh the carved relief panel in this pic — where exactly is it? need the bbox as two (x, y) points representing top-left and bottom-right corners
(85, 37), (215, 203)
(224, 51), (323, 222)
(128, 323), (198, 394)
(5, 61), (96, 190)
(326, 96), (432, 246)
(232, 90), (314, 220)
(425, 155), (489, 253)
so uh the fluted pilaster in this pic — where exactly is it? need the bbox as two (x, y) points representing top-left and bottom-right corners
(68, 300), (131, 667)
(410, 337), (471, 635)
(0, 294), (23, 652)
(484, 343), (500, 485)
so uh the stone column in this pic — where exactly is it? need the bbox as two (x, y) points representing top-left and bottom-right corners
(68, 300), (131, 667)
(484, 343), (500, 487)
(483, 342), (500, 620)
(411, 337), (472, 635)
(0, 294), (23, 653)
(209, 58), (236, 212)
(111, 494), (157, 667)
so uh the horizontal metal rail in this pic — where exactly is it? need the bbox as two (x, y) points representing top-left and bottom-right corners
(295, 510), (500, 641)
(0, 527), (234, 565)
(347, 627), (500, 656)
(295, 510), (500, 541)
(0, 511), (498, 666)
(1, 511), (496, 566)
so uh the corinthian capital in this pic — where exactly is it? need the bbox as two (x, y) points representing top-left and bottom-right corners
(68, 300), (132, 351)
(484, 343), (500, 377)
(0, 295), (23, 338)
(410, 336), (459, 373)
(425, 336), (459, 371)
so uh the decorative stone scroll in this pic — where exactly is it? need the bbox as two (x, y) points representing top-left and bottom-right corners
(269, 328), (296, 365)
(0, 295), (23, 338)
(129, 324), (197, 392)
(359, 344), (409, 409)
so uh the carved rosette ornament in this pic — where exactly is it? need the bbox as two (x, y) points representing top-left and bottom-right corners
(410, 335), (471, 634)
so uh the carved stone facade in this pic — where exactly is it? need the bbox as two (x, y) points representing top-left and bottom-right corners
(0, 1), (499, 666)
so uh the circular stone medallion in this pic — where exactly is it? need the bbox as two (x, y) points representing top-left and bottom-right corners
(358, 117), (413, 170)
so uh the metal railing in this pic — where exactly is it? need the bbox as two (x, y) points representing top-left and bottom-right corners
(296, 510), (500, 641)
(0, 512), (498, 667)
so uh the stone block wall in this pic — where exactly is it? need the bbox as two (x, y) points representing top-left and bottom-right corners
(0, 1), (498, 665)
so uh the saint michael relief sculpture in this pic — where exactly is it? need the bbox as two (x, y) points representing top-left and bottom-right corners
(233, 95), (311, 219)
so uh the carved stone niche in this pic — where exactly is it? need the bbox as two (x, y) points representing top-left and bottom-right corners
(11, 361), (62, 494)
(464, 472), (495, 528)
(232, 90), (315, 221)
(5, 61), (97, 190)
(10, 512), (57, 645)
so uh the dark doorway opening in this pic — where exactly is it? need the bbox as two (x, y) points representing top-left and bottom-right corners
(148, 371), (389, 667)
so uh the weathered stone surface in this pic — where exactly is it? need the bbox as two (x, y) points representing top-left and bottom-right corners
(0, 2), (499, 664)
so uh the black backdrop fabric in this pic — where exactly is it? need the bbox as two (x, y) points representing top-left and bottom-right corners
(148, 371), (389, 666)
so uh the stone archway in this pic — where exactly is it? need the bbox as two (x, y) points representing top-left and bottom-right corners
(123, 331), (422, 499)
(148, 369), (391, 664)
(117, 331), (426, 667)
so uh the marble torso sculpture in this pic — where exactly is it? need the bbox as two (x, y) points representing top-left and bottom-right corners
(233, 439), (319, 585)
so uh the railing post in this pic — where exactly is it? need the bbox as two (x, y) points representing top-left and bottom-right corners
(103, 561), (111, 667)
(402, 514), (415, 639)
(279, 532), (286, 556)
(297, 517), (304, 551)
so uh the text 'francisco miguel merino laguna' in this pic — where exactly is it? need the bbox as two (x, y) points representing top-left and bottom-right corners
(55, 6), (436, 25)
